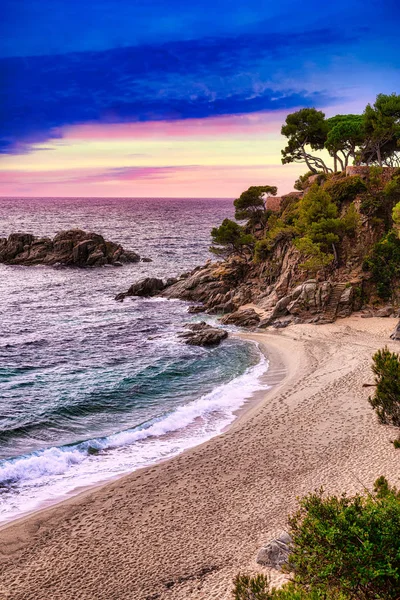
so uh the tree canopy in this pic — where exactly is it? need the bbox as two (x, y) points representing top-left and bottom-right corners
(210, 218), (254, 259)
(281, 94), (400, 172)
(234, 185), (277, 225)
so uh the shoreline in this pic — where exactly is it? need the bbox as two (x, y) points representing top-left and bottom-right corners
(1, 316), (400, 599)
(0, 334), (279, 528)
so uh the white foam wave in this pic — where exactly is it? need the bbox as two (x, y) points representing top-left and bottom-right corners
(0, 346), (269, 519)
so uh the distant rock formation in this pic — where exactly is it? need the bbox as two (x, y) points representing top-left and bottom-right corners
(0, 230), (140, 267)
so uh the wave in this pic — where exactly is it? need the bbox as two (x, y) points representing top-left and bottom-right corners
(0, 347), (268, 487)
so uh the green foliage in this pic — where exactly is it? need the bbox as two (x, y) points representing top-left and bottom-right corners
(294, 185), (341, 270)
(368, 347), (400, 426)
(289, 478), (400, 599)
(233, 576), (334, 600)
(363, 231), (400, 299)
(325, 114), (365, 170)
(393, 438), (400, 449)
(281, 109), (331, 174)
(210, 219), (254, 259)
(324, 176), (366, 204)
(294, 171), (315, 191)
(384, 175), (400, 206)
(340, 203), (360, 235)
(233, 573), (272, 600)
(393, 200), (400, 231)
(362, 94), (400, 167)
(294, 237), (334, 272)
(234, 186), (278, 225)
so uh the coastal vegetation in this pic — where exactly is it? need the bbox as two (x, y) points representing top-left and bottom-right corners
(233, 477), (400, 599)
(368, 347), (400, 433)
(207, 97), (400, 318)
(281, 94), (400, 174)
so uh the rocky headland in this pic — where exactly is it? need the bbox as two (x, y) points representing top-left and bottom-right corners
(0, 229), (141, 267)
(115, 167), (400, 333)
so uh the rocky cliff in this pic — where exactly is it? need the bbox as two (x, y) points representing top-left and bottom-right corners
(116, 167), (400, 327)
(0, 229), (140, 267)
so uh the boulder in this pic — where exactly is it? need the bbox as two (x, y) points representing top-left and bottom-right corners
(390, 321), (400, 340)
(0, 229), (140, 267)
(178, 322), (228, 346)
(376, 305), (394, 318)
(256, 531), (292, 570)
(220, 308), (260, 327)
(115, 277), (165, 301)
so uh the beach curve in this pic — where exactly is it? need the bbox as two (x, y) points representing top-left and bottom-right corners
(1, 316), (400, 600)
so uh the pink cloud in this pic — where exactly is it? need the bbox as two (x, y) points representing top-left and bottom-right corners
(0, 163), (301, 198)
(63, 111), (286, 141)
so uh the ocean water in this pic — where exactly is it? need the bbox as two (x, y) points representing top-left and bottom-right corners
(0, 197), (268, 522)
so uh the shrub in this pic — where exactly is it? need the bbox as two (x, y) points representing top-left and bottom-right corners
(393, 438), (400, 449)
(233, 573), (272, 600)
(362, 230), (400, 299)
(289, 477), (400, 599)
(210, 219), (255, 259)
(233, 575), (337, 599)
(324, 175), (366, 204)
(368, 347), (400, 426)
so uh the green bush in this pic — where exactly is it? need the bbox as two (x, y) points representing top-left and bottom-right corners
(288, 477), (400, 599)
(369, 347), (400, 426)
(392, 438), (400, 449)
(362, 230), (400, 299)
(324, 175), (366, 204)
(233, 573), (272, 600)
(210, 219), (254, 259)
(233, 575), (338, 599)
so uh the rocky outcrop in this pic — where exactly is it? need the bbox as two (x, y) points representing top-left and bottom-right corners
(256, 531), (292, 570)
(220, 308), (260, 327)
(0, 230), (140, 267)
(115, 277), (165, 301)
(178, 322), (228, 346)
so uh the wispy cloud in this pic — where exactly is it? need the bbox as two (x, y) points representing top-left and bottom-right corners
(0, 28), (351, 153)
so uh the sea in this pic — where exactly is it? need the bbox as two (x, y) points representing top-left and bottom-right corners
(0, 197), (268, 522)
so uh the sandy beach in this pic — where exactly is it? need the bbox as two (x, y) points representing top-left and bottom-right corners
(1, 315), (400, 600)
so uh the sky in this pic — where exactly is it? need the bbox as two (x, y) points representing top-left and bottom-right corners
(0, 0), (399, 197)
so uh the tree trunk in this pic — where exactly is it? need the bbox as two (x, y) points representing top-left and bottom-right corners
(377, 145), (382, 167)
(332, 243), (339, 265)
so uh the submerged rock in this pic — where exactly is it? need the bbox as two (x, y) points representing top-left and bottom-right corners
(0, 230), (140, 267)
(256, 531), (292, 570)
(178, 322), (228, 346)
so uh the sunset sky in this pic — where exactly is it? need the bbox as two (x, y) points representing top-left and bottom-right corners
(1, 0), (399, 197)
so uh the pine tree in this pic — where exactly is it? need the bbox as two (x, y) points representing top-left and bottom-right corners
(369, 347), (400, 425)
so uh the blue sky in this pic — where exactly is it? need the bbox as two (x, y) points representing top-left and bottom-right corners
(0, 0), (399, 195)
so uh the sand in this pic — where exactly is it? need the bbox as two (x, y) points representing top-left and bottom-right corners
(1, 315), (400, 600)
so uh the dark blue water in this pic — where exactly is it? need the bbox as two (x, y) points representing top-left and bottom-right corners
(0, 197), (267, 521)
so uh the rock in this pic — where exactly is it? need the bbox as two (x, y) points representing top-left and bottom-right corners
(220, 308), (260, 327)
(115, 277), (165, 301)
(390, 321), (400, 340)
(376, 306), (394, 317)
(141, 257), (153, 263)
(0, 229), (140, 267)
(256, 531), (292, 570)
(178, 322), (228, 346)
(188, 305), (205, 314)
(272, 319), (291, 328)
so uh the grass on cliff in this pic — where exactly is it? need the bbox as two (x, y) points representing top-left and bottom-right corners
(233, 477), (400, 600)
